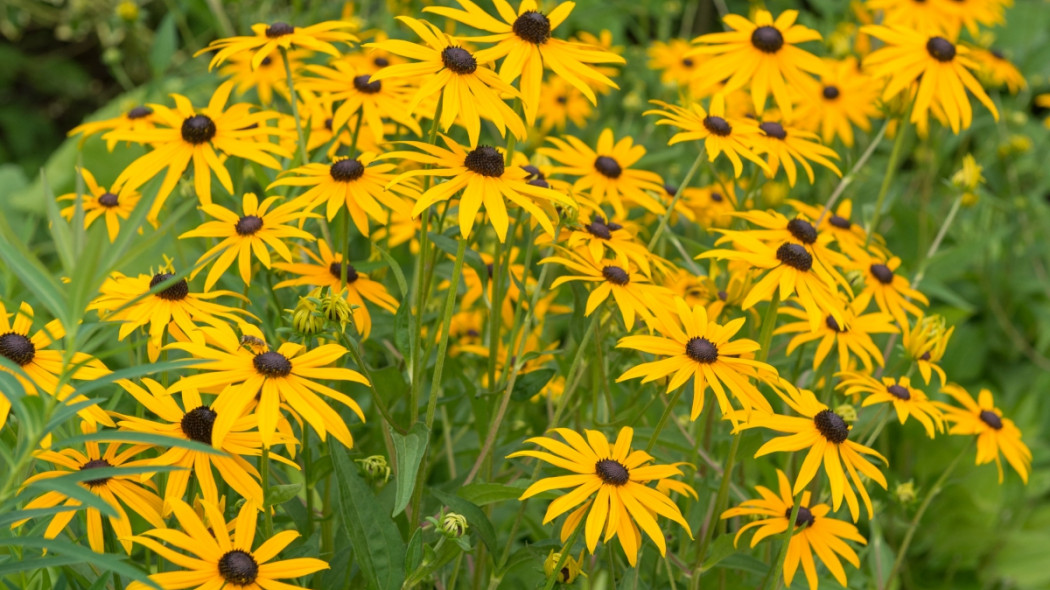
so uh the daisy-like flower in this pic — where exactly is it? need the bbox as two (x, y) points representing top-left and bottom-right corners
(968, 45), (1027, 94)
(793, 58), (881, 148)
(507, 427), (694, 567)
(58, 168), (141, 242)
(423, 0), (624, 124)
(902, 312), (954, 385)
(88, 266), (254, 362)
(679, 184), (738, 229)
(539, 128), (666, 218)
(936, 384), (1032, 483)
(271, 153), (419, 232)
(127, 498), (328, 590)
(451, 248), (529, 326)
(617, 297), (777, 421)
(297, 60), (421, 142)
(562, 214), (654, 276)
(865, 0), (957, 36)
(775, 292), (898, 373)
(366, 17), (525, 146)
(645, 96), (771, 178)
(540, 250), (670, 330)
(197, 20), (358, 70)
(689, 10), (825, 115)
(648, 39), (712, 97)
(0, 301), (112, 428)
(739, 382), (888, 521)
(179, 193), (316, 291)
(837, 372), (945, 438)
(751, 118), (841, 186)
(169, 323), (369, 448)
(861, 26), (998, 134)
(67, 104), (157, 150)
(14, 422), (163, 554)
(937, 0), (1009, 37)
(722, 470), (867, 590)
(114, 378), (279, 511)
(107, 82), (291, 221)
(850, 252), (928, 328)
(218, 50), (304, 105)
(537, 76), (594, 132)
(787, 198), (875, 261)
(386, 138), (573, 241)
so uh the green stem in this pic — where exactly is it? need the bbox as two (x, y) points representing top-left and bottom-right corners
(765, 500), (802, 590)
(816, 118), (890, 225)
(693, 431), (742, 577)
(279, 48), (308, 167)
(261, 446), (274, 537)
(866, 108), (912, 247)
(646, 386), (686, 453)
(424, 236), (469, 429)
(649, 146), (706, 250)
(756, 291), (782, 363)
(340, 112), (366, 292)
(541, 522), (584, 590)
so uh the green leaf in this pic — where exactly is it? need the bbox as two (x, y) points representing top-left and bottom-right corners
(390, 422), (429, 517)
(0, 555), (85, 577)
(0, 538), (158, 588)
(429, 232), (487, 279)
(394, 299), (413, 359)
(430, 488), (497, 555)
(267, 483), (303, 506)
(699, 533), (738, 572)
(59, 430), (225, 455)
(0, 212), (69, 325)
(330, 442), (405, 590)
(20, 477), (118, 519)
(375, 244), (408, 298)
(150, 14), (178, 77)
(42, 169), (76, 275)
(405, 527), (423, 574)
(510, 368), (556, 402)
(458, 482), (528, 507)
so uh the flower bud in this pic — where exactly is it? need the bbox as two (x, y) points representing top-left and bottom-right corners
(440, 513), (469, 539)
(355, 455), (391, 484)
(544, 550), (584, 584)
(894, 480), (917, 504)
(834, 403), (858, 423)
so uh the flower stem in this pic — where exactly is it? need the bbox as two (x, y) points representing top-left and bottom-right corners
(649, 146), (706, 250)
(816, 118), (890, 226)
(646, 385), (686, 453)
(693, 430), (742, 582)
(261, 445), (273, 537)
(765, 500), (802, 590)
(865, 108), (912, 247)
(424, 235), (469, 429)
(542, 521), (583, 590)
(279, 47), (308, 167)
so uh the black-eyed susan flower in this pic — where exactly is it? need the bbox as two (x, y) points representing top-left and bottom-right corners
(14, 422), (163, 554)
(787, 198), (875, 261)
(537, 76), (594, 132)
(0, 301), (112, 428)
(751, 119), (841, 186)
(272, 240), (398, 338)
(179, 193), (316, 291)
(539, 128), (666, 218)
(776, 292), (897, 373)
(793, 58), (881, 148)
(648, 39), (713, 97)
(58, 168), (141, 242)
(88, 265), (254, 362)
(271, 153), (419, 232)
(938, 0), (1009, 36)
(197, 20), (358, 70)
(562, 214), (654, 276)
(862, 26), (998, 134)
(218, 50), (304, 105)
(169, 323), (368, 448)
(739, 382), (888, 521)
(680, 184), (738, 230)
(690, 10), (825, 115)
(366, 17), (525, 146)
(722, 469), (867, 590)
(936, 384), (1031, 483)
(968, 45), (1027, 94)
(507, 427), (694, 567)
(107, 82), (291, 220)
(865, 0), (957, 36)
(617, 297), (777, 421)
(127, 498), (328, 590)
(544, 549), (585, 583)
(837, 372), (945, 438)
(387, 138), (573, 241)
(645, 96), (771, 178)
(541, 250), (670, 330)
(849, 252), (927, 329)
(451, 248), (529, 326)
(67, 104), (157, 150)
(423, 0), (624, 124)
(902, 312), (954, 385)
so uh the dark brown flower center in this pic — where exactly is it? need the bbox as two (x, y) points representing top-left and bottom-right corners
(711, 192), (724, 202)
(512, 11), (551, 44)
(990, 48), (1005, 59)
(926, 37), (956, 62)
(441, 46), (478, 74)
(180, 405), (217, 444)
(664, 184), (678, 197)
(759, 121), (787, 140)
(464, 146), (505, 177)
(235, 215), (263, 236)
(253, 351), (292, 377)
(584, 217), (613, 240)
(328, 261), (359, 283)
(593, 156), (622, 178)
(703, 115), (732, 137)
(822, 85), (841, 100)
(787, 218), (817, 244)
(776, 243), (813, 271)
(330, 158), (365, 182)
(786, 505), (816, 528)
(353, 74), (382, 94)
(887, 384), (911, 400)
(265, 22), (294, 38)
(260, 57), (272, 66)
(80, 458), (112, 487)
(682, 57), (694, 67)
(180, 115), (216, 145)
(685, 337), (718, 363)
(601, 265), (629, 285)
(149, 273), (189, 301)
(374, 56), (390, 67)
(218, 550), (259, 585)
(869, 263), (894, 284)
(920, 351), (931, 361)
(127, 105), (153, 119)
(595, 458), (629, 485)
(828, 214), (851, 229)
(979, 410), (1003, 430)
(751, 26), (785, 53)
(0, 333), (36, 366)
(813, 409), (849, 443)
(825, 315), (845, 332)
(98, 192), (120, 208)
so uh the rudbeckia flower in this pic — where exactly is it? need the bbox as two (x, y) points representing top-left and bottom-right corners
(67, 104), (157, 150)
(792, 57), (881, 148)
(737, 382), (888, 521)
(562, 214), (654, 276)
(861, 26), (998, 134)
(865, 0), (958, 36)
(617, 297), (778, 421)
(901, 312), (954, 385)
(58, 168), (141, 242)
(775, 292), (898, 373)
(179, 193), (316, 291)
(967, 45), (1027, 94)
(787, 198), (876, 261)
(648, 39), (713, 97)
(679, 184), (738, 230)
(936, 384), (1032, 483)
(217, 49), (305, 105)
(536, 76), (594, 132)
(689, 10), (825, 115)
(197, 20), (358, 70)
(107, 82), (292, 221)
(751, 119), (841, 186)
(169, 324), (369, 448)
(722, 469), (867, 590)
(507, 427), (694, 567)
(849, 252), (928, 328)
(127, 498), (328, 590)
(366, 17), (526, 146)
(837, 372), (945, 438)
(423, 0), (624, 124)
(14, 422), (163, 554)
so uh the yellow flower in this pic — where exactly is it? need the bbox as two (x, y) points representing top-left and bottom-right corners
(793, 57), (881, 148)
(58, 168), (141, 242)
(902, 312), (954, 385)
(544, 549), (586, 583)
(217, 49), (306, 105)
(836, 372), (945, 438)
(751, 118), (841, 186)
(966, 45), (1027, 94)
(849, 252), (928, 329)
(648, 39), (714, 97)
(197, 20), (358, 70)
(951, 153), (984, 192)
(536, 76), (594, 133)
(67, 103), (157, 151)
(937, 384), (1032, 483)
(775, 292), (897, 373)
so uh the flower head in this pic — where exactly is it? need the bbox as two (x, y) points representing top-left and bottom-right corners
(936, 384), (1031, 483)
